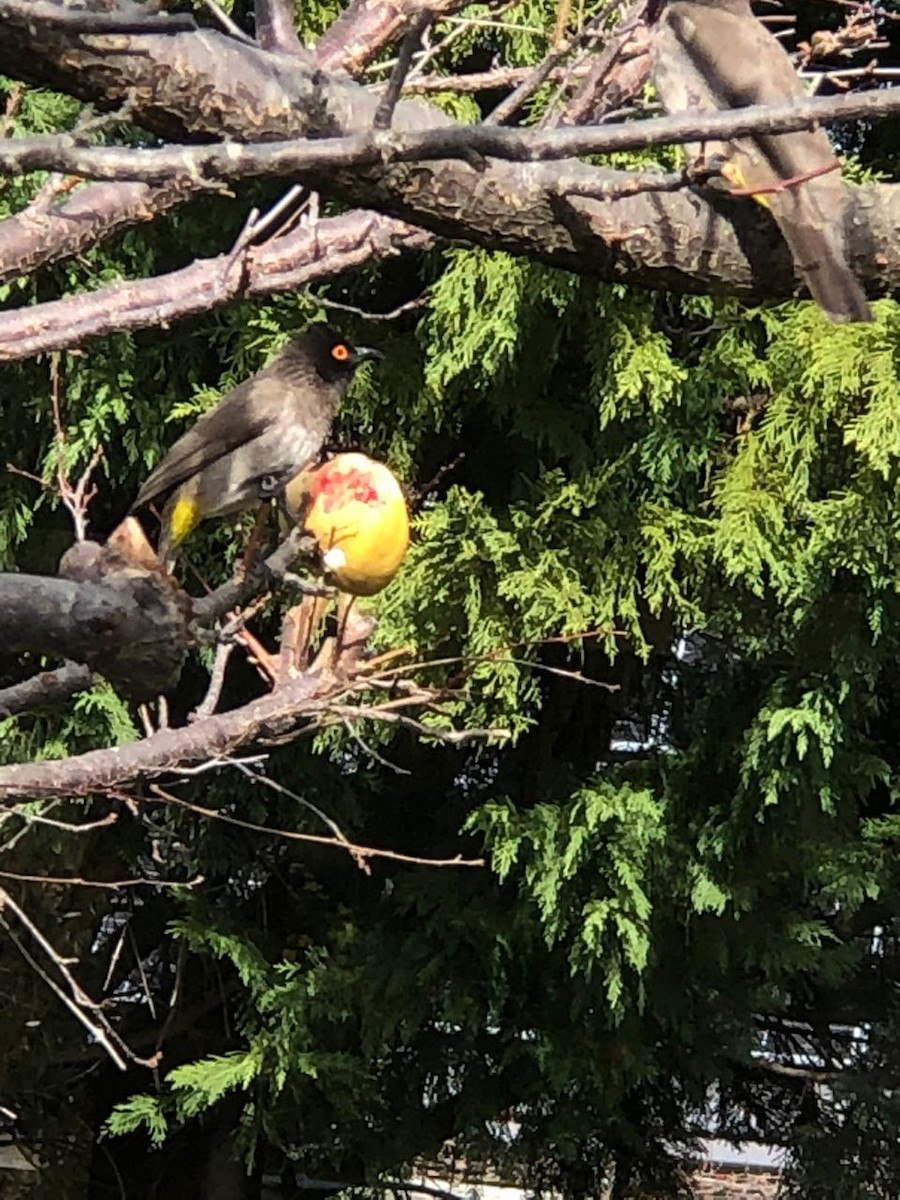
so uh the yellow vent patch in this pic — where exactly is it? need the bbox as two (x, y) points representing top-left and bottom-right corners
(168, 495), (202, 546)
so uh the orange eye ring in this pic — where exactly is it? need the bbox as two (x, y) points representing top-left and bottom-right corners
(331, 343), (351, 362)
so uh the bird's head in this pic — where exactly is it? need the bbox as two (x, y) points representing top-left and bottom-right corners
(294, 323), (383, 385)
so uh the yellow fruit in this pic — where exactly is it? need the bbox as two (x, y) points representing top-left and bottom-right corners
(285, 453), (410, 596)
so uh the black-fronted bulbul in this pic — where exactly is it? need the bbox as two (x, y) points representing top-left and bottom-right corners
(648, 0), (872, 323)
(132, 324), (382, 565)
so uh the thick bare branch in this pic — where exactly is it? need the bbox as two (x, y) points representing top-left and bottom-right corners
(254, 0), (307, 58)
(0, 179), (199, 286)
(0, 210), (428, 361)
(0, 669), (349, 798)
(0, 563), (189, 701)
(0, 521), (334, 706)
(0, 662), (96, 718)
(0, 4), (893, 306)
(315, 0), (470, 74)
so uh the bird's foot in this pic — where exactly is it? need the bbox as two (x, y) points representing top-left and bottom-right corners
(282, 572), (337, 599)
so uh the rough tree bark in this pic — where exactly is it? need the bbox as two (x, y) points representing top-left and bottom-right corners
(0, 0), (895, 315)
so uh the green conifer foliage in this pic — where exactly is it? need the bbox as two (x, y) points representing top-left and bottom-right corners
(2, 3), (900, 1195)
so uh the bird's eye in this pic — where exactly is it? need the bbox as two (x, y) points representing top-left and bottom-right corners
(331, 343), (351, 362)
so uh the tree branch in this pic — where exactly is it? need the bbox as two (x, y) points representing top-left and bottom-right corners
(0, 210), (429, 361)
(0, 662), (96, 718)
(314, 0), (471, 74)
(0, 885), (156, 1070)
(0, 4), (893, 306)
(191, 526), (324, 624)
(0, 178), (200, 286)
(151, 785), (485, 870)
(557, 0), (651, 126)
(0, 670), (342, 797)
(4, 91), (900, 180)
(0, 563), (189, 702)
(254, 0), (307, 58)
(0, 0), (404, 285)
(21, 0), (197, 33)
(753, 1056), (848, 1084)
(374, 10), (433, 131)
(0, 516), (348, 707)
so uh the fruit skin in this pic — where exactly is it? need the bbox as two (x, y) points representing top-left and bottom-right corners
(284, 453), (410, 597)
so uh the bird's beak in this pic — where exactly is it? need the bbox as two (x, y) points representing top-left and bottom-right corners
(352, 346), (383, 365)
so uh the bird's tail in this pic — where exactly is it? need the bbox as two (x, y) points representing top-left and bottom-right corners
(773, 192), (872, 324)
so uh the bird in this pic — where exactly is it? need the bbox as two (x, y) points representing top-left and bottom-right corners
(283, 452), (410, 597)
(647, 0), (872, 324)
(132, 325), (382, 566)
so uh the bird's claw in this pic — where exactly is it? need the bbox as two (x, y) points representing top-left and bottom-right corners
(282, 572), (336, 598)
(188, 621), (222, 646)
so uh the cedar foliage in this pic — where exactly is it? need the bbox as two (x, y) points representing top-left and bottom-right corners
(2, 2), (900, 1196)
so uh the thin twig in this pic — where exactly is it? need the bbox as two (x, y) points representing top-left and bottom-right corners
(50, 353), (104, 542)
(198, 0), (258, 46)
(148, 784), (484, 868)
(161, 754), (268, 777)
(229, 759), (357, 851)
(190, 641), (235, 721)
(377, 0), (521, 78)
(0, 912), (129, 1069)
(341, 714), (411, 776)
(6, 809), (118, 833)
(486, 2), (615, 125)
(246, 183), (311, 244)
(154, 940), (187, 1061)
(396, 63), (592, 94)
(328, 703), (509, 745)
(137, 703), (156, 738)
(374, 11), (433, 130)
(412, 451), (465, 502)
(316, 291), (431, 322)
(0, 886), (158, 1070)
(103, 918), (130, 993)
(129, 922), (157, 1020)
(0, 867), (202, 889)
(222, 185), (314, 293)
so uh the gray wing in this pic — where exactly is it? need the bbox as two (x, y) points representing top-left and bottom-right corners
(133, 375), (283, 511)
(665, 5), (835, 175)
(659, 4), (870, 323)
